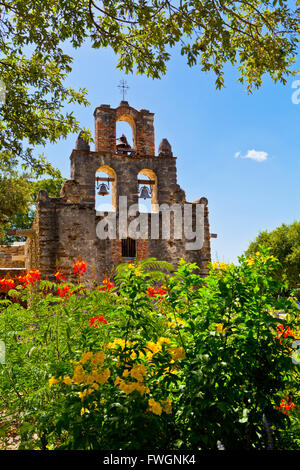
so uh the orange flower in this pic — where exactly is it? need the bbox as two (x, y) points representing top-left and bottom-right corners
(99, 278), (114, 291)
(57, 284), (74, 298)
(275, 324), (295, 344)
(89, 315), (108, 327)
(54, 270), (66, 282)
(0, 278), (15, 292)
(147, 286), (168, 297)
(276, 397), (296, 414)
(73, 260), (87, 275)
(17, 269), (40, 286)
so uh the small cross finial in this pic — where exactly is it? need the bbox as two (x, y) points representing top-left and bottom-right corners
(118, 79), (129, 101)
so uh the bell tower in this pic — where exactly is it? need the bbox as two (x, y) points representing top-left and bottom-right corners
(25, 100), (212, 282)
(89, 101), (177, 211)
(94, 101), (155, 156)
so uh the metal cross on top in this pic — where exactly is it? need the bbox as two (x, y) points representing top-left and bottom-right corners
(118, 79), (129, 101)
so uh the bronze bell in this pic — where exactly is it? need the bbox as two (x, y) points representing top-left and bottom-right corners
(98, 183), (109, 196)
(139, 185), (152, 199)
(116, 134), (131, 154)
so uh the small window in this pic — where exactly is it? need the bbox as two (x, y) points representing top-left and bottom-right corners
(122, 238), (136, 258)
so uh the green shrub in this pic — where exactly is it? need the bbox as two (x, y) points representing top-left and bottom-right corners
(0, 249), (299, 450)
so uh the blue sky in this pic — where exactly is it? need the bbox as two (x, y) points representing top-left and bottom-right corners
(36, 41), (300, 263)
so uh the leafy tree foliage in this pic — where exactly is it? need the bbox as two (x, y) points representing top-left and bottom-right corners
(0, 174), (66, 243)
(30, 177), (67, 203)
(0, 1), (299, 174)
(246, 221), (300, 290)
(0, 173), (32, 232)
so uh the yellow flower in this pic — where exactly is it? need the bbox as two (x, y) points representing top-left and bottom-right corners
(80, 351), (93, 364)
(79, 389), (87, 400)
(115, 371), (149, 396)
(80, 407), (89, 416)
(169, 346), (185, 361)
(128, 263), (134, 269)
(108, 338), (126, 350)
(119, 380), (136, 395)
(157, 337), (171, 345)
(148, 399), (162, 416)
(63, 376), (73, 386)
(168, 318), (185, 329)
(211, 262), (228, 271)
(84, 373), (94, 385)
(49, 376), (59, 388)
(79, 388), (93, 399)
(92, 351), (105, 366)
(130, 351), (137, 360)
(134, 382), (149, 395)
(219, 262), (228, 270)
(72, 365), (86, 384)
(146, 341), (161, 359)
(130, 364), (146, 382)
(215, 323), (226, 334)
(115, 376), (122, 386)
(161, 397), (172, 414)
(95, 368), (111, 385)
(134, 268), (142, 276)
(247, 257), (255, 266)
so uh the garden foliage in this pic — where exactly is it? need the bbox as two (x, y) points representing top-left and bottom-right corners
(0, 249), (299, 449)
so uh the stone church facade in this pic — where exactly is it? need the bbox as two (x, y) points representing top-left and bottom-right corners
(2, 101), (212, 283)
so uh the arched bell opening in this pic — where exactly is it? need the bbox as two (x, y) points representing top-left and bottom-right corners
(116, 121), (134, 155)
(137, 169), (158, 213)
(116, 113), (136, 155)
(95, 165), (117, 213)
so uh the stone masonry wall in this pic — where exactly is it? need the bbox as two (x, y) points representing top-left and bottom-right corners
(35, 196), (98, 281)
(24, 101), (211, 282)
(0, 243), (25, 268)
(70, 150), (184, 209)
(94, 102), (155, 156)
(0, 243), (26, 278)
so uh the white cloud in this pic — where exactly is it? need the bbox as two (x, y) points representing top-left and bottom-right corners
(234, 149), (268, 162)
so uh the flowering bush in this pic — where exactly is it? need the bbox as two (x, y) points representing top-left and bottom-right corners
(0, 278), (15, 292)
(73, 260), (87, 276)
(0, 249), (299, 450)
(54, 271), (66, 282)
(147, 285), (168, 297)
(99, 277), (114, 291)
(276, 397), (296, 415)
(89, 315), (108, 327)
(18, 269), (41, 286)
(57, 284), (74, 298)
